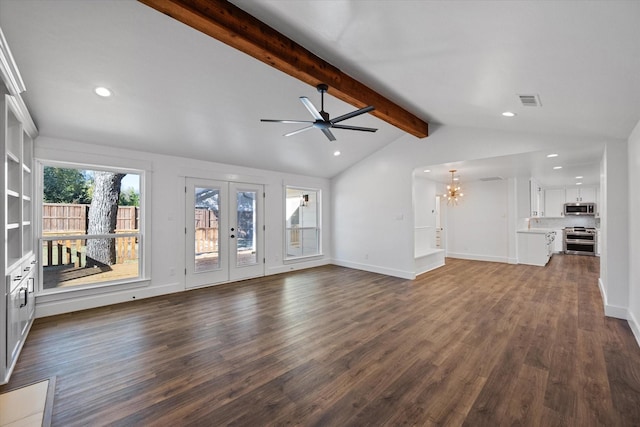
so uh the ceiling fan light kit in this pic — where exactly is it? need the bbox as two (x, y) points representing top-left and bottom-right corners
(261, 84), (377, 141)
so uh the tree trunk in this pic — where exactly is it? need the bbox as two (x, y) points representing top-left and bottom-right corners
(86, 172), (124, 265)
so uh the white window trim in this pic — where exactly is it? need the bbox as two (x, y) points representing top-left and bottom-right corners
(35, 159), (151, 296)
(284, 185), (322, 261)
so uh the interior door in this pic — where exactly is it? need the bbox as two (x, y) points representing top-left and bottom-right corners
(186, 178), (264, 288)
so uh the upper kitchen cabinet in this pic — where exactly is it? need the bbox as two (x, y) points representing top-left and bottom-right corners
(544, 188), (566, 218)
(530, 179), (544, 217)
(565, 186), (596, 203)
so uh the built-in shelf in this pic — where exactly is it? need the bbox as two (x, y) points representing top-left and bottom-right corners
(3, 28), (38, 386)
(6, 150), (19, 163)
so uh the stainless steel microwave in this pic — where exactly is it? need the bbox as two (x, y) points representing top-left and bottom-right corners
(564, 202), (596, 216)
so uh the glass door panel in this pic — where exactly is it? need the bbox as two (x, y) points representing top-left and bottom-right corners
(186, 178), (228, 288)
(235, 190), (257, 267)
(194, 187), (220, 272)
(229, 183), (263, 281)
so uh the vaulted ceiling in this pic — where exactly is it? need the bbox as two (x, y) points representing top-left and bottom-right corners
(1, 0), (639, 181)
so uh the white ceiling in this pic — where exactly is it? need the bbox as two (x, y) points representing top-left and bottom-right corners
(1, 0), (639, 181)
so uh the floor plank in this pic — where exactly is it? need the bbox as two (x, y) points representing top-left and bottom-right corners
(1, 255), (639, 426)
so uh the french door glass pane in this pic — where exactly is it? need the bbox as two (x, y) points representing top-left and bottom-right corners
(194, 187), (220, 272)
(236, 191), (257, 267)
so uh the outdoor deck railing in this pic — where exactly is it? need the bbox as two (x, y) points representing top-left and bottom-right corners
(41, 230), (139, 268)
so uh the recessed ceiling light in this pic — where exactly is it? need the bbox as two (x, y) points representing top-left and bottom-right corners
(423, 169), (431, 173)
(575, 176), (583, 179)
(553, 166), (562, 170)
(94, 86), (112, 97)
(333, 150), (341, 157)
(576, 182), (583, 185)
(502, 111), (516, 117)
(547, 153), (559, 158)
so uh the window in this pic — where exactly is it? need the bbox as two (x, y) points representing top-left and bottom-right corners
(39, 163), (144, 291)
(285, 186), (320, 259)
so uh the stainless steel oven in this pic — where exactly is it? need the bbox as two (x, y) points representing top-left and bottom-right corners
(563, 227), (596, 256)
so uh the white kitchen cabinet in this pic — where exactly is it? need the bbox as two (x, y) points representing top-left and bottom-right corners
(553, 229), (564, 252)
(517, 230), (552, 266)
(530, 179), (544, 217)
(565, 186), (596, 203)
(1, 27), (38, 385)
(544, 188), (566, 217)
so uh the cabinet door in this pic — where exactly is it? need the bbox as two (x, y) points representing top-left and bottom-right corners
(7, 278), (23, 363)
(579, 186), (596, 203)
(544, 188), (566, 217)
(530, 180), (543, 217)
(565, 187), (580, 202)
(554, 229), (563, 252)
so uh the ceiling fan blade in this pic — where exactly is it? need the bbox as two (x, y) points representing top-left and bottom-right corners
(321, 128), (336, 141)
(331, 124), (378, 132)
(284, 125), (314, 137)
(261, 119), (314, 124)
(330, 106), (375, 124)
(300, 96), (324, 121)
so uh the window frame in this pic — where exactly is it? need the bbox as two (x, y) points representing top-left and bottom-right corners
(283, 185), (322, 261)
(35, 159), (149, 295)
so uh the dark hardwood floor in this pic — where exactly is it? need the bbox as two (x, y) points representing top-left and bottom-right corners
(2, 255), (640, 426)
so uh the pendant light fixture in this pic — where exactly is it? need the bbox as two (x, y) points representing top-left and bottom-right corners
(444, 169), (463, 205)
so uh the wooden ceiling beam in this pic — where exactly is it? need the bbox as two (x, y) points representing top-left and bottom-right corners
(138, 0), (429, 138)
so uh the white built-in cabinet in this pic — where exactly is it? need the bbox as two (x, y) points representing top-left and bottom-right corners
(537, 185), (599, 217)
(529, 179), (544, 217)
(1, 27), (38, 385)
(544, 188), (566, 218)
(565, 186), (596, 203)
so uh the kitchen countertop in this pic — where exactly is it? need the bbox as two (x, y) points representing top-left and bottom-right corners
(517, 228), (558, 234)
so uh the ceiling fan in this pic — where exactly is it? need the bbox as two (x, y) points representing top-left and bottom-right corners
(261, 84), (377, 141)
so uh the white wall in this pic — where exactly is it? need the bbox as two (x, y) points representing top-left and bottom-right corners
(627, 119), (640, 345)
(332, 125), (612, 279)
(444, 179), (510, 263)
(35, 136), (332, 316)
(599, 141), (629, 319)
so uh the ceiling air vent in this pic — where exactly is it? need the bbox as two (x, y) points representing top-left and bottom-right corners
(518, 94), (541, 107)
(479, 176), (504, 182)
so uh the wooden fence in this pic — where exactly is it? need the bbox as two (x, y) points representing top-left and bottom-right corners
(42, 203), (139, 233)
(42, 203), (221, 263)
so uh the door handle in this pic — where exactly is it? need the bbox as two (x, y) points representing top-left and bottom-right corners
(20, 287), (28, 308)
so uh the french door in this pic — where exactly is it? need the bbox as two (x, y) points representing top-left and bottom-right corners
(186, 178), (264, 288)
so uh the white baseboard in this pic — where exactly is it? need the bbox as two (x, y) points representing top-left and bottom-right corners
(266, 258), (331, 276)
(415, 250), (445, 276)
(415, 259), (445, 276)
(446, 252), (510, 264)
(627, 309), (640, 349)
(331, 259), (415, 280)
(35, 281), (183, 318)
(598, 277), (629, 320)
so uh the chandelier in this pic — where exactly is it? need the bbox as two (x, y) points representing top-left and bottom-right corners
(444, 169), (463, 205)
